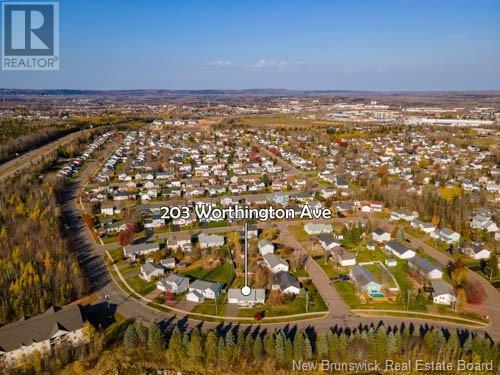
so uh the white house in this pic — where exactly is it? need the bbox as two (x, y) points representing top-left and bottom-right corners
(461, 242), (491, 260)
(431, 280), (457, 306)
(385, 241), (416, 259)
(331, 246), (356, 267)
(140, 263), (165, 281)
(157, 273), (189, 294)
(372, 228), (391, 243)
(258, 240), (275, 256)
(390, 210), (418, 222)
(187, 280), (223, 302)
(227, 288), (266, 307)
(318, 234), (341, 251)
(123, 242), (160, 260)
(263, 253), (289, 274)
(431, 228), (460, 244)
(408, 255), (443, 280)
(304, 222), (333, 235)
(198, 233), (225, 249)
(272, 271), (301, 295)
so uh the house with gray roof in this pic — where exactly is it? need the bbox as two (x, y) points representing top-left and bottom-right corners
(0, 305), (86, 367)
(140, 262), (165, 281)
(123, 241), (160, 260)
(258, 240), (274, 256)
(198, 233), (225, 249)
(263, 253), (289, 274)
(157, 273), (189, 294)
(385, 241), (416, 259)
(430, 280), (457, 305)
(408, 255), (443, 279)
(228, 288), (266, 307)
(187, 280), (223, 302)
(349, 265), (382, 294)
(272, 271), (301, 295)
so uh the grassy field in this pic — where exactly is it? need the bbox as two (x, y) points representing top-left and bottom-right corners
(181, 262), (235, 285)
(191, 295), (227, 315)
(288, 224), (310, 242)
(313, 256), (342, 279)
(109, 247), (123, 262)
(126, 275), (156, 296)
(356, 247), (387, 263)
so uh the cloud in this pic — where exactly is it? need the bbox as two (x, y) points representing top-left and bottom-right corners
(252, 59), (288, 69)
(206, 60), (233, 67)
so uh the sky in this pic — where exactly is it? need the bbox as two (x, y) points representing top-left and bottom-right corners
(0, 0), (499, 90)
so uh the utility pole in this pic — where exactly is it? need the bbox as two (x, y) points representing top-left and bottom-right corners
(306, 291), (309, 313)
(406, 289), (410, 311)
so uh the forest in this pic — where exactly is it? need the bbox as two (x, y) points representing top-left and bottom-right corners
(54, 319), (498, 375)
(0, 152), (86, 324)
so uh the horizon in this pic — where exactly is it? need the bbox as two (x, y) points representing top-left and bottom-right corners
(0, 0), (499, 90)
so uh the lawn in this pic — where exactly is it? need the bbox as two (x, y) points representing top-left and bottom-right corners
(364, 263), (397, 289)
(355, 247), (387, 263)
(313, 256), (342, 279)
(109, 247), (123, 263)
(126, 275), (156, 296)
(181, 262), (235, 286)
(237, 282), (327, 317)
(191, 295), (227, 316)
(288, 224), (310, 242)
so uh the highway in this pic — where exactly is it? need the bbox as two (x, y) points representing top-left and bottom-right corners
(2, 137), (498, 340)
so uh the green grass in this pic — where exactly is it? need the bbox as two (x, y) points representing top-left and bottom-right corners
(191, 296), (227, 315)
(313, 256), (342, 279)
(109, 247), (123, 262)
(334, 281), (362, 307)
(290, 267), (309, 278)
(364, 264), (397, 289)
(181, 262), (235, 285)
(356, 247), (387, 263)
(126, 275), (157, 296)
(288, 224), (310, 242)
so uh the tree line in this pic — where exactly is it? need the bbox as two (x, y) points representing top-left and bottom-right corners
(60, 320), (498, 374)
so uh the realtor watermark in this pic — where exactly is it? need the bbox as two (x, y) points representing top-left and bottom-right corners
(292, 359), (495, 373)
(2, 1), (59, 70)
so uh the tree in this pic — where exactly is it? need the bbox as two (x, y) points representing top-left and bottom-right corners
(147, 322), (164, 351)
(293, 332), (305, 360)
(316, 333), (328, 359)
(488, 252), (498, 278)
(205, 331), (218, 365)
(275, 332), (286, 364)
(303, 336), (313, 360)
(253, 335), (263, 361)
(123, 324), (138, 349)
(119, 229), (132, 247)
(464, 281), (486, 304)
(187, 328), (204, 368)
(135, 322), (148, 346)
(290, 249), (308, 271)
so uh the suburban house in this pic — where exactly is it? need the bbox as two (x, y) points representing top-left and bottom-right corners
(318, 234), (341, 251)
(304, 222), (333, 235)
(263, 253), (289, 274)
(431, 228), (461, 244)
(408, 255), (443, 279)
(331, 246), (356, 267)
(198, 233), (225, 249)
(460, 242), (491, 260)
(227, 288), (266, 307)
(272, 271), (301, 295)
(349, 265), (383, 294)
(430, 280), (457, 306)
(123, 241), (160, 260)
(410, 219), (436, 234)
(156, 273), (189, 294)
(385, 241), (416, 259)
(258, 240), (275, 256)
(100, 202), (115, 216)
(140, 262), (165, 281)
(470, 214), (498, 232)
(186, 280), (223, 302)
(0, 305), (87, 367)
(167, 233), (192, 252)
(160, 257), (176, 269)
(372, 228), (391, 243)
(390, 209), (418, 222)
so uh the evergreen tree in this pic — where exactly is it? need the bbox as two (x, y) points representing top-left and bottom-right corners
(264, 333), (276, 358)
(253, 335), (263, 361)
(135, 322), (148, 346)
(224, 333), (235, 364)
(218, 336), (228, 365)
(423, 331), (436, 353)
(303, 336), (313, 360)
(123, 324), (138, 349)
(147, 322), (164, 351)
(316, 333), (329, 359)
(328, 334), (339, 360)
(293, 332), (305, 360)
(275, 332), (286, 364)
(375, 327), (387, 359)
(166, 328), (184, 365)
(205, 331), (218, 365)
(187, 328), (204, 368)
(244, 332), (254, 358)
(386, 332), (397, 355)
(285, 338), (293, 362)
(338, 332), (349, 359)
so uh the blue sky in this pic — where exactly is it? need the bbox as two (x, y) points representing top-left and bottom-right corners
(1, 0), (499, 90)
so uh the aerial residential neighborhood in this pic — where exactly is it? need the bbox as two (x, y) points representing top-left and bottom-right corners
(0, 1), (499, 374)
